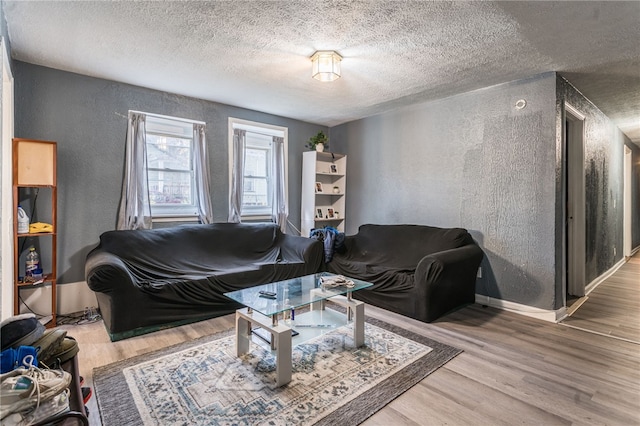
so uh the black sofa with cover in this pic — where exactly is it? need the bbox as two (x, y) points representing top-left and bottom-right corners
(85, 222), (323, 341)
(327, 224), (483, 323)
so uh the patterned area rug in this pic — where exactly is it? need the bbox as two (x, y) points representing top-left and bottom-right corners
(94, 315), (461, 425)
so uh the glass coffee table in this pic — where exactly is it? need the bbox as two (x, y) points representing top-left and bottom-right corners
(224, 273), (373, 386)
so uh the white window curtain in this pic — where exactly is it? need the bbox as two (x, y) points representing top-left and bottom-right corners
(271, 136), (288, 233)
(193, 123), (214, 224)
(117, 112), (152, 230)
(228, 128), (246, 223)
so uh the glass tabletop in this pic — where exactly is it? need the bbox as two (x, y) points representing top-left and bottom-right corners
(224, 273), (372, 317)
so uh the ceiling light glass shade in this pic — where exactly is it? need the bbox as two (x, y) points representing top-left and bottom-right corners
(311, 51), (342, 82)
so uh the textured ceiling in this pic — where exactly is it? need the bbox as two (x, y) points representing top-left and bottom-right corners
(3, 1), (640, 143)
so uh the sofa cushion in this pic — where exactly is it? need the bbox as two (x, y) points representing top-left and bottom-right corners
(347, 224), (472, 268)
(97, 223), (280, 282)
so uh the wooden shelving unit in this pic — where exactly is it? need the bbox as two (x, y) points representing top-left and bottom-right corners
(301, 151), (346, 238)
(12, 138), (57, 327)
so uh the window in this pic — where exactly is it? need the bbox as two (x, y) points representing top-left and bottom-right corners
(243, 132), (272, 214)
(229, 118), (288, 219)
(145, 114), (198, 217)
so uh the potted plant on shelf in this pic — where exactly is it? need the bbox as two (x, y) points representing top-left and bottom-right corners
(305, 131), (329, 152)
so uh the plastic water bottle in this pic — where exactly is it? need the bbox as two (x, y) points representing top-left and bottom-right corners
(17, 205), (29, 234)
(25, 247), (40, 280)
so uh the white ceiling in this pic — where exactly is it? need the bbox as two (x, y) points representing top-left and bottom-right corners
(4, 1), (640, 143)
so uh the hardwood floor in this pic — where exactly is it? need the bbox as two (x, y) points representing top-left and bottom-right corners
(61, 255), (640, 425)
(561, 253), (640, 344)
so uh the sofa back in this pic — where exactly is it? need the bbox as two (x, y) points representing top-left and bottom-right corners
(348, 224), (474, 268)
(95, 222), (281, 278)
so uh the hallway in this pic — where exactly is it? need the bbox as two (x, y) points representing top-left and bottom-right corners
(561, 252), (640, 344)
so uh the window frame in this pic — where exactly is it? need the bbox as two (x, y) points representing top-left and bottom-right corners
(228, 118), (288, 220)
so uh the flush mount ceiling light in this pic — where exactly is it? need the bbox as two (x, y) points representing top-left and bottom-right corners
(311, 51), (342, 82)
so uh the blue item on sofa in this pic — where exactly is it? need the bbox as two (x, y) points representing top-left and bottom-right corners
(310, 226), (344, 263)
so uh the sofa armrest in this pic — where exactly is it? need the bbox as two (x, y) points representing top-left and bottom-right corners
(416, 244), (483, 283)
(85, 251), (136, 294)
(279, 234), (324, 268)
(414, 244), (484, 321)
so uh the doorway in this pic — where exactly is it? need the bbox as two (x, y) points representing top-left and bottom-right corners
(1, 39), (15, 321)
(623, 145), (632, 258)
(564, 103), (586, 302)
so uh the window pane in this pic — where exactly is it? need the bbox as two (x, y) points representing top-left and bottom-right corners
(244, 147), (268, 178)
(148, 170), (192, 205)
(146, 116), (192, 138)
(146, 134), (191, 171)
(243, 177), (269, 207)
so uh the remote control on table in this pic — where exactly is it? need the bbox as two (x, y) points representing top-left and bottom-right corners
(259, 293), (276, 299)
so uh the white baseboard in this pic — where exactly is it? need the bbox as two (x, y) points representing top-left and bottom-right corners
(18, 281), (97, 317)
(475, 294), (567, 323)
(585, 257), (627, 295)
(475, 254), (635, 323)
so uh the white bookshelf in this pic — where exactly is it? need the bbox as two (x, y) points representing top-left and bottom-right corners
(301, 151), (346, 237)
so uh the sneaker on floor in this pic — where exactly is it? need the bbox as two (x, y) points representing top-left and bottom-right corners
(1, 314), (45, 351)
(0, 365), (71, 421)
(39, 337), (79, 369)
(2, 388), (70, 426)
(0, 368), (36, 418)
(32, 329), (67, 364)
(0, 346), (38, 374)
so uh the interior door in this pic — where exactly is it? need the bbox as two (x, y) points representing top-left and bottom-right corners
(624, 145), (632, 258)
(565, 104), (586, 298)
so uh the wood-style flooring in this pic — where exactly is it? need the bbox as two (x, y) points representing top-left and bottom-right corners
(61, 253), (640, 425)
(561, 254), (640, 344)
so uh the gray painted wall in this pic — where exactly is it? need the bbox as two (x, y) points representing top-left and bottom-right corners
(14, 61), (327, 284)
(331, 72), (639, 311)
(331, 73), (559, 310)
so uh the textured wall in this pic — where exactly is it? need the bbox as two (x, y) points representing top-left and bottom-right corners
(331, 73), (559, 310)
(556, 77), (629, 284)
(14, 61), (326, 283)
